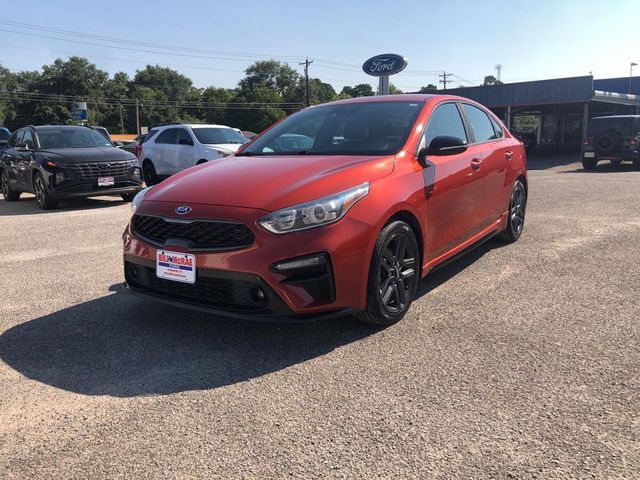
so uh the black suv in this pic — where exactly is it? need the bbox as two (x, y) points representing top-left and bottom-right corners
(582, 115), (640, 170)
(1, 125), (143, 209)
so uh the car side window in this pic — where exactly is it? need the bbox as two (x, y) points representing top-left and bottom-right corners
(462, 104), (498, 143)
(423, 103), (468, 149)
(155, 128), (178, 144)
(22, 130), (35, 149)
(490, 117), (504, 138)
(175, 129), (192, 145)
(6, 131), (19, 148)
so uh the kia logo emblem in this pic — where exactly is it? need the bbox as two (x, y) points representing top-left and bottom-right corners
(175, 206), (192, 215)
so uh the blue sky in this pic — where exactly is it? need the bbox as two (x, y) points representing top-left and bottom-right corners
(1, 0), (639, 92)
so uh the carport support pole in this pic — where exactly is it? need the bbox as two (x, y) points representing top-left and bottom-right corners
(582, 103), (589, 140)
(506, 106), (512, 129)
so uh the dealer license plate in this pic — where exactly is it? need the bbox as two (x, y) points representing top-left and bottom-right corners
(583, 152), (595, 158)
(156, 250), (196, 284)
(98, 176), (115, 186)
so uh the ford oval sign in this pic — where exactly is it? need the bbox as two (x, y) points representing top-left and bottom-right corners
(362, 54), (408, 77)
(175, 205), (192, 215)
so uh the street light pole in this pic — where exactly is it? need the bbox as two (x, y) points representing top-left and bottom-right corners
(629, 62), (637, 94)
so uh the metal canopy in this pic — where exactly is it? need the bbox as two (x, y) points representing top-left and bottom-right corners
(592, 90), (640, 106)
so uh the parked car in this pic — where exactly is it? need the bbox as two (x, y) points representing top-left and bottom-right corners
(139, 124), (249, 185)
(582, 115), (640, 170)
(123, 95), (527, 325)
(0, 127), (10, 153)
(91, 126), (128, 149)
(510, 129), (538, 152)
(1, 125), (143, 209)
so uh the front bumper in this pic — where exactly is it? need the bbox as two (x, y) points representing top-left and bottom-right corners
(123, 201), (374, 318)
(43, 164), (144, 199)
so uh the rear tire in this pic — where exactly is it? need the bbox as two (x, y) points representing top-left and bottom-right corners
(33, 172), (58, 210)
(610, 159), (623, 166)
(121, 192), (136, 202)
(356, 221), (419, 326)
(633, 159), (640, 171)
(1, 169), (21, 201)
(582, 158), (598, 170)
(500, 179), (527, 243)
(142, 160), (159, 186)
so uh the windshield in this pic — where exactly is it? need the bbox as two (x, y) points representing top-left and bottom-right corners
(37, 128), (114, 149)
(241, 101), (423, 156)
(587, 117), (638, 136)
(192, 127), (249, 145)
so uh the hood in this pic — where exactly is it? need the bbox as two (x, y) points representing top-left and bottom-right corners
(203, 143), (243, 154)
(145, 154), (396, 211)
(40, 147), (136, 163)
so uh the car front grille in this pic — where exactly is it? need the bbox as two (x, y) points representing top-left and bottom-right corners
(66, 160), (131, 178)
(125, 262), (266, 310)
(132, 214), (255, 251)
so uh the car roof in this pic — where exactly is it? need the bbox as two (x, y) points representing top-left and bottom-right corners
(591, 115), (640, 120)
(156, 123), (234, 129)
(33, 125), (92, 130)
(311, 93), (447, 108)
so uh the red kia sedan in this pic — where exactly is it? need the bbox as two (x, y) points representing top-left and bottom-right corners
(123, 95), (527, 325)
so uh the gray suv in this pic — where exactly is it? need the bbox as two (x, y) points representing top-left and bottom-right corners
(582, 115), (640, 170)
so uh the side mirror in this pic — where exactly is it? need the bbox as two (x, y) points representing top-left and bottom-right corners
(427, 136), (468, 156)
(178, 138), (193, 146)
(15, 143), (30, 152)
(114, 141), (124, 148)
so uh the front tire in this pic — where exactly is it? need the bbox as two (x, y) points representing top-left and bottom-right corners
(500, 179), (527, 243)
(1, 169), (21, 201)
(33, 172), (58, 210)
(356, 221), (419, 326)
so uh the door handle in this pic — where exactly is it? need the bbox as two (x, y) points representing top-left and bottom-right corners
(471, 158), (482, 171)
(505, 151), (513, 160)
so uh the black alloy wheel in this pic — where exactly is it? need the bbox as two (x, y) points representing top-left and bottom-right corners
(142, 160), (159, 186)
(1, 169), (20, 201)
(33, 172), (58, 210)
(358, 220), (419, 326)
(500, 179), (526, 243)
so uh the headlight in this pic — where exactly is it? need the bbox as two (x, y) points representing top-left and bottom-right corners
(258, 183), (369, 234)
(131, 187), (151, 212)
(214, 149), (232, 158)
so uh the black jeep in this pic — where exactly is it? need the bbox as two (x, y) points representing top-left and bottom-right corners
(582, 115), (640, 170)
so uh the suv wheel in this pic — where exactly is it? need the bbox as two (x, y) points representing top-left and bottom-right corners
(633, 159), (640, 171)
(33, 172), (58, 210)
(357, 221), (419, 326)
(582, 158), (598, 170)
(142, 160), (159, 186)
(500, 179), (527, 243)
(1, 169), (21, 201)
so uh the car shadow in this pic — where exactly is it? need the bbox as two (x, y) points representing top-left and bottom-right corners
(0, 284), (378, 397)
(525, 147), (581, 170)
(0, 195), (128, 216)
(560, 161), (639, 174)
(0, 239), (502, 398)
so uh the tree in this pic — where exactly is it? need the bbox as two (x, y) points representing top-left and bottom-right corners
(419, 84), (438, 93)
(482, 75), (503, 86)
(239, 60), (299, 98)
(200, 86), (237, 124)
(340, 83), (375, 98)
(227, 87), (286, 133)
(134, 65), (194, 101)
(388, 84), (403, 94)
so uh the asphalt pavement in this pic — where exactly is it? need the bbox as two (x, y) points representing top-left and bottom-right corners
(0, 152), (638, 479)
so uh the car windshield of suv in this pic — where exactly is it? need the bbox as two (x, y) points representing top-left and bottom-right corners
(587, 117), (637, 136)
(192, 127), (249, 145)
(37, 128), (114, 149)
(240, 101), (423, 156)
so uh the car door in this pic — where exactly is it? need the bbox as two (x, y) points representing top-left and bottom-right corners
(153, 128), (179, 175)
(1, 130), (24, 191)
(175, 128), (196, 170)
(15, 129), (37, 189)
(460, 103), (511, 227)
(421, 102), (486, 260)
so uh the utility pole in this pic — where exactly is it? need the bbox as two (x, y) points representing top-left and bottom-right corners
(299, 58), (313, 106)
(135, 99), (140, 135)
(495, 64), (502, 82)
(439, 72), (452, 90)
(119, 104), (125, 134)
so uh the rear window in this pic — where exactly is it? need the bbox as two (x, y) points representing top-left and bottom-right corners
(587, 117), (638, 136)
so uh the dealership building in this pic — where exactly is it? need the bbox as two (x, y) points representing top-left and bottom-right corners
(442, 76), (640, 147)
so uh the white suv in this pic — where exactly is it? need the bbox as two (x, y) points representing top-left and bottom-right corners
(140, 124), (249, 185)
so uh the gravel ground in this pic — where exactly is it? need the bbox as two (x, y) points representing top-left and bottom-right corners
(0, 153), (638, 479)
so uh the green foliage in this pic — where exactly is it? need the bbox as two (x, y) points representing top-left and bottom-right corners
(482, 75), (503, 86)
(340, 84), (375, 98)
(419, 84), (438, 93)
